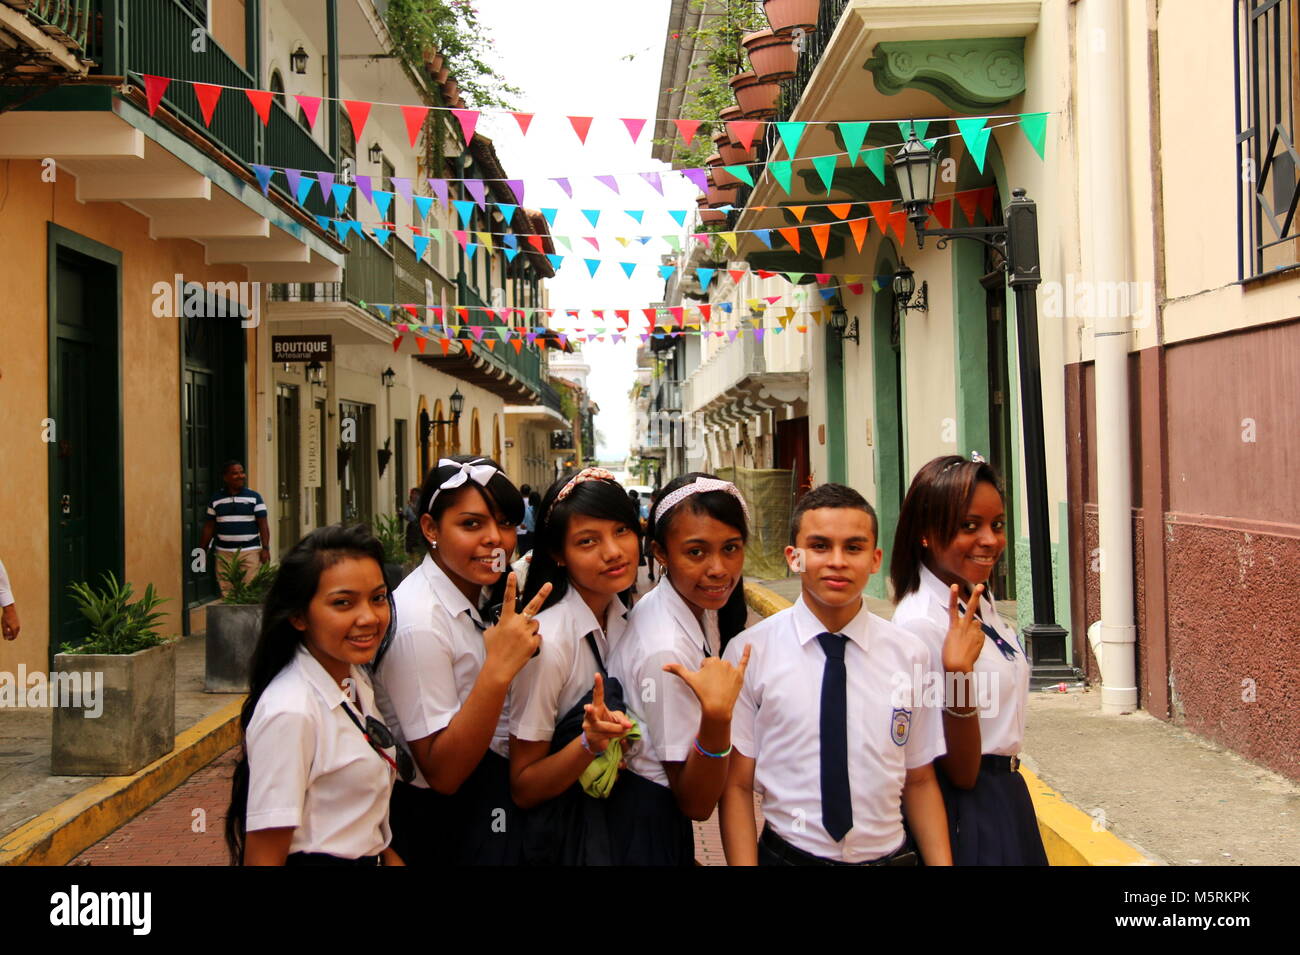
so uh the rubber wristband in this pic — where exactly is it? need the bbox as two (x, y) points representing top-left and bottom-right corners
(693, 738), (732, 758)
(580, 731), (598, 756)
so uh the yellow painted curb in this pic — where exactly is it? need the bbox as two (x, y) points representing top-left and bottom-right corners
(743, 580), (1152, 866)
(0, 698), (245, 866)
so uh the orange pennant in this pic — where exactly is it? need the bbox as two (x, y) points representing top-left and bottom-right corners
(416, 336), (427, 353)
(778, 227), (801, 253)
(811, 223), (831, 257)
(511, 339), (523, 353)
(887, 210), (908, 244)
(827, 203), (852, 220)
(955, 189), (980, 225)
(788, 205), (808, 222)
(439, 338), (451, 356)
(868, 200), (894, 235)
(849, 217), (868, 252)
(930, 197), (953, 229)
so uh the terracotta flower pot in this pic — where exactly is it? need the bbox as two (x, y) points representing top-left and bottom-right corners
(720, 140), (749, 166)
(442, 77), (459, 103)
(436, 65), (450, 84)
(744, 28), (798, 82)
(700, 208), (727, 225)
(720, 105), (744, 125)
(707, 181), (742, 208)
(425, 52), (444, 74)
(763, 0), (819, 32)
(729, 70), (779, 119)
(712, 128), (731, 149)
(713, 164), (742, 186)
(706, 151), (724, 168)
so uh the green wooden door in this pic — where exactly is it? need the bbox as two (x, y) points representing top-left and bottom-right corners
(276, 384), (301, 554)
(183, 368), (219, 607)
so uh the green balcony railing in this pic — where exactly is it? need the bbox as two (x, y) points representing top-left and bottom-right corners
(343, 229), (396, 310)
(454, 273), (561, 413)
(80, 0), (334, 218)
(21, 0), (93, 51)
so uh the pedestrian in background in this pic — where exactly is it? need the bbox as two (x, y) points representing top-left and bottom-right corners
(890, 454), (1047, 866)
(517, 486), (537, 559)
(225, 523), (406, 866)
(0, 556), (19, 640)
(199, 461), (270, 595)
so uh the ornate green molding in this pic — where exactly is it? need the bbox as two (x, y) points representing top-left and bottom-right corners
(864, 38), (1026, 112)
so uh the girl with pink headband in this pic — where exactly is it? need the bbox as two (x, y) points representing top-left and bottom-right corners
(605, 472), (754, 865)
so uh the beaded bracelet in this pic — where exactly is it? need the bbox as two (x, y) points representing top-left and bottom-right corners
(580, 731), (598, 756)
(693, 738), (733, 758)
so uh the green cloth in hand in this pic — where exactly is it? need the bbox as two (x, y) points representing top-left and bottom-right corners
(580, 717), (641, 799)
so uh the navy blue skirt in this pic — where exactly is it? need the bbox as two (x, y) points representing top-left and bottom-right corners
(606, 770), (694, 866)
(937, 761), (1049, 866)
(388, 750), (523, 866)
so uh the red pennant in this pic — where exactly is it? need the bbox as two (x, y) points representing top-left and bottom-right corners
(416, 337), (427, 353)
(726, 120), (761, 153)
(245, 88), (273, 125)
(815, 272), (831, 284)
(955, 189), (980, 225)
(848, 282), (865, 295)
(401, 105), (429, 147)
(728, 269), (746, 284)
(511, 339), (523, 353)
(568, 115), (594, 144)
(455, 306), (469, 321)
(485, 340), (497, 351)
(622, 117), (646, 142)
(777, 227), (801, 253)
(849, 218), (868, 252)
(670, 306), (685, 327)
(827, 203), (852, 220)
(868, 200), (894, 235)
(191, 83), (221, 126)
(642, 307), (657, 324)
(887, 210), (908, 244)
(439, 338), (451, 356)
(673, 119), (701, 146)
(756, 269), (776, 279)
(451, 108), (478, 144)
(295, 94), (321, 130)
(343, 99), (371, 140)
(930, 198), (953, 229)
(143, 74), (170, 116)
(977, 185), (996, 221)
(392, 335), (403, 352)
(526, 235), (545, 252)
(699, 304), (711, 321)
(512, 112), (534, 135)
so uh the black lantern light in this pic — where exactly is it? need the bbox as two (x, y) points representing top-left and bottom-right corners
(424, 387), (465, 439)
(448, 386), (465, 420)
(381, 366), (396, 388)
(290, 43), (309, 75)
(305, 360), (325, 385)
(368, 142), (383, 164)
(828, 299), (859, 344)
(893, 262), (929, 314)
(892, 130), (940, 230)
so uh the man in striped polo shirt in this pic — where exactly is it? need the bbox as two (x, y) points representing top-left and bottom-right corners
(199, 461), (271, 596)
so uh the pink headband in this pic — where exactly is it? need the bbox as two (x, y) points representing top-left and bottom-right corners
(547, 466), (618, 520)
(651, 477), (751, 529)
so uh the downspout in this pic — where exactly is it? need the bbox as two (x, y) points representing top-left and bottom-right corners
(1085, 0), (1138, 713)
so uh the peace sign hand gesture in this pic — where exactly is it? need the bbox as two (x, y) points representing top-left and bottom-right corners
(483, 572), (551, 683)
(941, 583), (986, 676)
(582, 673), (633, 754)
(663, 645), (752, 722)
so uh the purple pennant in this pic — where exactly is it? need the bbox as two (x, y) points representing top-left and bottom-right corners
(505, 178), (525, 205)
(552, 177), (573, 198)
(354, 174), (373, 205)
(640, 333), (651, 343)
(639, 171), (663, 195)
(728, 329), (740, 341)
(557, 333), (569, 346)
(316, 171), (335, 201)
(251, 164), (273, 195)
(595, 174), (620, 195)
(391, 177), (412, 206)
(427, 178), (449, 206)
(526, 332), (537, 345)
(754, 328), (765, 341)
(681, 167), (709, 193)
(285, 168), (303, 198)
(465, 179), (487, 209)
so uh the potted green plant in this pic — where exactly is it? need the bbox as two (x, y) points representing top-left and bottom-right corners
(51, 573), (176, 776)
(204, 555), (277, 693)
(373, 513), (413, 589)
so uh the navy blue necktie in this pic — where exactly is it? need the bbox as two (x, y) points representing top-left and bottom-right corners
(957, 601), (1020, 660)
(816, 632), (852, 842)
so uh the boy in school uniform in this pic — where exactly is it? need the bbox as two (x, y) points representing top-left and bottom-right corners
(719, 483), (952, 866)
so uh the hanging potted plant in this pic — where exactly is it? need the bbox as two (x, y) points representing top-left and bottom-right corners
(378, 436), (393, 477)
(373, 513), (413, 590)
(744, 27), (798, 82)
(730, 70), (780, 119)
(204, 556), (277, 693)
(52, 573), (176, 776)
(720, 137), (750, 166)
(763, 0), (819, 33)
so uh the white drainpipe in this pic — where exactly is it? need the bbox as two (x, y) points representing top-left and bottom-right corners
(1085, 0), (1138, 713)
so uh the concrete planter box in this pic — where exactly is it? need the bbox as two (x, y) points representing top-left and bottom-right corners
(51, 642), (176, 776)
(205, 604), (263, 693)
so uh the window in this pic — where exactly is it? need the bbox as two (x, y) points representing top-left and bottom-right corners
(1236, 0), (1300, 276)
(270, 70), (286, 110)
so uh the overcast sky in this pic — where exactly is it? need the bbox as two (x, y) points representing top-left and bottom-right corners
(474, 0), (696, 461)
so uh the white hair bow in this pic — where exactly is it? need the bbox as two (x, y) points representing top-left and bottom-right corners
(427, 458), (498, 511)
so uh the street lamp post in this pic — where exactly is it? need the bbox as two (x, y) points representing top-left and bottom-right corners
(892, 132), (1073, 687)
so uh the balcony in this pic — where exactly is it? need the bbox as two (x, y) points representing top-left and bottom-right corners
(684, 324), (808, 427)
(653, 379), (683, 413)
(550, 430), (575, 451)
(0, 0), (94, 75)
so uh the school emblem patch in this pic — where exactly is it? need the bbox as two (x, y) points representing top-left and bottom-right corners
(890, 707), (912, 746)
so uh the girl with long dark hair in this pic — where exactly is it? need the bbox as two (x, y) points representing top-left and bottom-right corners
(372, 455), (551, 866)
(606, 473), (753, 865)
(225, 523), (406, 866)
(508, 468), (640, 865)
(889, 454), (1048, 865)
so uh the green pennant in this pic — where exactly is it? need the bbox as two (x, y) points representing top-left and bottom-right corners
(861, 147), (886, 184)
(495, 326), (511, 341)
(775, 121), (806, 159)
(768, 160), (794, 195)
(1019, 111), (1049, 159)
(811, 155), (837, 195)
(556, 235), (572, 252)
(956, 117), (992, 172)
(663, 234), (681, 251)
(871, 279), (881, 293)
(897, 120), (930, 142)
(785, 272), (805, 284)
(724, 164), (755, 187)
(838, 122), (870, 165)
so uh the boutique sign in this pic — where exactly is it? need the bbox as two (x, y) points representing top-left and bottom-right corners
(272, 335), (333, 362)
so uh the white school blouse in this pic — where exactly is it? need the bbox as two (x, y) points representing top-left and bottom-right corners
(891, 564), (1029, 756)
(373, 554), (508, 789)
(509, 584), (629, 743)
(245, 644), (394, 858)
(723, 595), (945, 863)
(608, 578), (723, 787)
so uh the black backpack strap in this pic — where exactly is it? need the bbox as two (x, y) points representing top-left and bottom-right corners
(583, 630), (607, 678)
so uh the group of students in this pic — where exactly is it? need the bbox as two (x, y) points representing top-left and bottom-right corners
(224, 451), (1048, 867)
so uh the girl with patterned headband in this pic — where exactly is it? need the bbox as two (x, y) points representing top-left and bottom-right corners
(605, 472), (754, 865)
(371, 455), (551, 866)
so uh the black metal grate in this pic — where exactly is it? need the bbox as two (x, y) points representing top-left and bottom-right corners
(1236, 0), (1300, 277)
